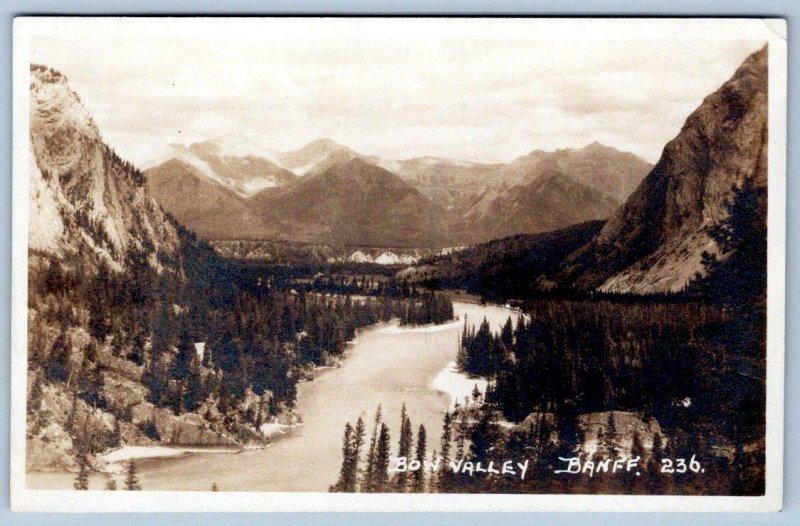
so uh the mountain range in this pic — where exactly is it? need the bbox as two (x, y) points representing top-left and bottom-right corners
(561, 45), (768, 293)
(144, 135), (652, 245)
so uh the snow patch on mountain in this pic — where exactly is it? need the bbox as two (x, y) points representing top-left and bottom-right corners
(374, 251), (418, 265)
(170, 147), (223, 185)
(347, 250), (373, 263)
(204, 134), (279, 162)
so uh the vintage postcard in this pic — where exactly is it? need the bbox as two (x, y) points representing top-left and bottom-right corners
(10, 17), (786, 512)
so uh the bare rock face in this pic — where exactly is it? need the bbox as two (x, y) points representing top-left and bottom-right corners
(565, 47), (767, 293)
(28, 65), (180, 272)
(576, 411), (664, 459)
(513, 410), (665, 460)
(26, 381), (119, 472)
(128, 402), (240, 448)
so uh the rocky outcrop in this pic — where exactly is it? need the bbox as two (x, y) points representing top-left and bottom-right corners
(29, 65), (181, 273)
(561, 46), (768, 293)
(26, 381), (119, 472)
(26, 67), (276, 472)
(514, 411), (665, 459)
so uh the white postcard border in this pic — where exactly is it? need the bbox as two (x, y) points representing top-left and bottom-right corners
(10, 17), (787, 513)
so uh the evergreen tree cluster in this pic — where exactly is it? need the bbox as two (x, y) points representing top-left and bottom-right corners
(331, 404), (435, 494)
(398, 291), (455, 327)
(456, 297), (763, 448)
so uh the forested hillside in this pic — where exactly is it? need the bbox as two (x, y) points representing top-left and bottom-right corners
(404, 221), (604, 301)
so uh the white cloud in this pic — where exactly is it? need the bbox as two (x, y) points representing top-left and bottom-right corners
(28, 21), (765, 166)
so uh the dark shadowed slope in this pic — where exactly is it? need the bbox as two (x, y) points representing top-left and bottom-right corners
(403, 221), (605, 300)
(461, 171), (619, 243)
(557, 46), (768, 293)
(251, 158), (454, 247)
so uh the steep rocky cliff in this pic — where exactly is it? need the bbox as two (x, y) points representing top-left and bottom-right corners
(28, 65), (181, 273)
(26, 66), (269, 473)
(562, 46), (768, 293)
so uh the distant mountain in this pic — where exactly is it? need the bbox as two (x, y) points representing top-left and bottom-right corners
(369, 156), (504, 210)
(464, 142), (652, 224)
(459, 170), (620, 244)
(557, 46), (768, 294)
(272, 138), (356, 176)
(251, 158), (453, 247)
(143, 133), (650, 246)
(145, 159), (272, 239)
(157, 137), (297, 198)
(494, 142), (652, 201)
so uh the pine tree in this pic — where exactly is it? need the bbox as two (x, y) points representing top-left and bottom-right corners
(470, 411), (495, 464)
(395, 403), (413, 491)
(438, 411), (453, 492)
(124, 460), (142, 490)
(105, 479), (117, 491)
(76, 356), (104, 409)
(129, 330), (146, 366)
(500, 316), (514, 350)
(428, 449), (439, 493)
(455, 414), (467, 462)
(411, 425), (427, 493)
(349, 417), (366, 492)
(472, 383), (482, 404)
(173, 329), (194, 382)
(373, 423), (391, 492)
(88, 263), (111, 340)
(183, 361), (205, 412)
(74, 453), (90, 490)
(361, 404), (382, 492)
(332, 422), (355, 492)
(46, 328), (71, 383)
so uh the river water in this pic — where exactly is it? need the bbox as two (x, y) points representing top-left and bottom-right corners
(29, 301), (518, 492)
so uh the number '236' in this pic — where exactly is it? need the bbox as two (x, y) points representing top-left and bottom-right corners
(661, 455), (703, 474)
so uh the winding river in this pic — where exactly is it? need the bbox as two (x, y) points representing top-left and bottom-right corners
(30, 301), (518, 492)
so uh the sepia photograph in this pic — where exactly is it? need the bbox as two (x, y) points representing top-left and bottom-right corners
(10, 17), (786, 512)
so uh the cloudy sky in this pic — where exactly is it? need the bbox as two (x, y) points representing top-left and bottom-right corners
(27, 19), (765, 166)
